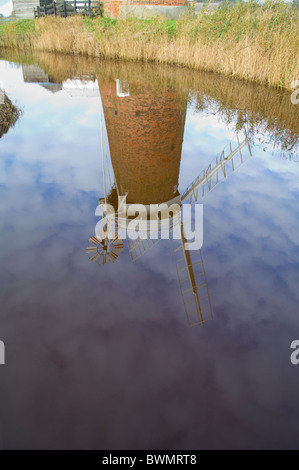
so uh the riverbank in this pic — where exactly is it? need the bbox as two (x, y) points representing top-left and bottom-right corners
(0, 92), (20, 138)
(0, 1), (298, 90)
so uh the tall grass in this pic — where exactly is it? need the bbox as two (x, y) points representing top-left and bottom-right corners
(0, 1), (298, 89)
(0, 19), (36, 50)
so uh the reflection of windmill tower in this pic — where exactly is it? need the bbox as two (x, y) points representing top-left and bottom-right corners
(98, 75), (187, 206)
(96, 71), (188, 262)
(91, 70), (252, 326)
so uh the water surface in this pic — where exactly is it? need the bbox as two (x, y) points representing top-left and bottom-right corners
(0, 53), (299, 450)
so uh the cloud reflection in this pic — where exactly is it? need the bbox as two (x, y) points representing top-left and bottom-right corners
(0, 59), (299, 450)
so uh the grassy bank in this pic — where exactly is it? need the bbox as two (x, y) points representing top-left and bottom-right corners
(0, 92), (20, 138)
(0, 1), (298, 89)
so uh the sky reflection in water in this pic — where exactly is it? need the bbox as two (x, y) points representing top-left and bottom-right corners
(0, 57), (299, 450)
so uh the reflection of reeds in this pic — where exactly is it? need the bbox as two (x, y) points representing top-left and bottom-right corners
(188, 74), (299, 156)
(0, 92), (20, 138)
(1, 47), (298, 155)
(0, 2), (298, 90)
(16, 51), (298, 155)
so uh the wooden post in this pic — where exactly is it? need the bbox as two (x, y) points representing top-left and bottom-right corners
(74, 0), (77, 15)
(54, 2), (56, 16)
(89, 0), (92, 18)
(64, 0), (67, 17)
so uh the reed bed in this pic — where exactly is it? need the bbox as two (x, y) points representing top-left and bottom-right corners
(0, 1), (298, 90)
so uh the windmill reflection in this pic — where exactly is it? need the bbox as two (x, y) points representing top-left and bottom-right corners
(21, 64), (253, 325)
(22, 63), (252, 325)
(87, 73), (252, 326)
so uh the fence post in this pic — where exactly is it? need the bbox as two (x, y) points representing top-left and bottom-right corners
(64, 0), (67, 17)
(74, 0), (77, 15)
(54, 2), (56, 16)
(89, 0), (92, 18)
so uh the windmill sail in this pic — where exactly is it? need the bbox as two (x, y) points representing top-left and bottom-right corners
(181, 130), (252, 204)
(125, 130), (252, 325)
(172, 223), (212, 326)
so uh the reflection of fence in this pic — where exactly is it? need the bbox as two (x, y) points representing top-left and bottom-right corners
(35, 1), (101, 18)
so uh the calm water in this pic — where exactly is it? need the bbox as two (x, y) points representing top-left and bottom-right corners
(0, 53), (299, 450)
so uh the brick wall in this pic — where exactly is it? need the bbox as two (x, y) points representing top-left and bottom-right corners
(101, 0), (122, 18)
(99, 78), (187, 205)
(101, 0), (187, 18)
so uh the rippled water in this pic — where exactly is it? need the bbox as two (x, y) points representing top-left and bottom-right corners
(0, 53), (298, 449)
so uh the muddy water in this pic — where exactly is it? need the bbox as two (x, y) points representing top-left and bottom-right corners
(0, 52), (299, 449)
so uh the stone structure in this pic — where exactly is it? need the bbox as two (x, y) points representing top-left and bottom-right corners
(22, 64), (50, 83)
(12, 0), (40, 19)
(22, 64), (63, 93)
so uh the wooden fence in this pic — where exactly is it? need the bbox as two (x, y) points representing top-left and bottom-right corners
(35, 1), (101, 18)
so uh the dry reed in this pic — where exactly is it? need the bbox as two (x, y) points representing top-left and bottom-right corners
(0, 1), (298, 90)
